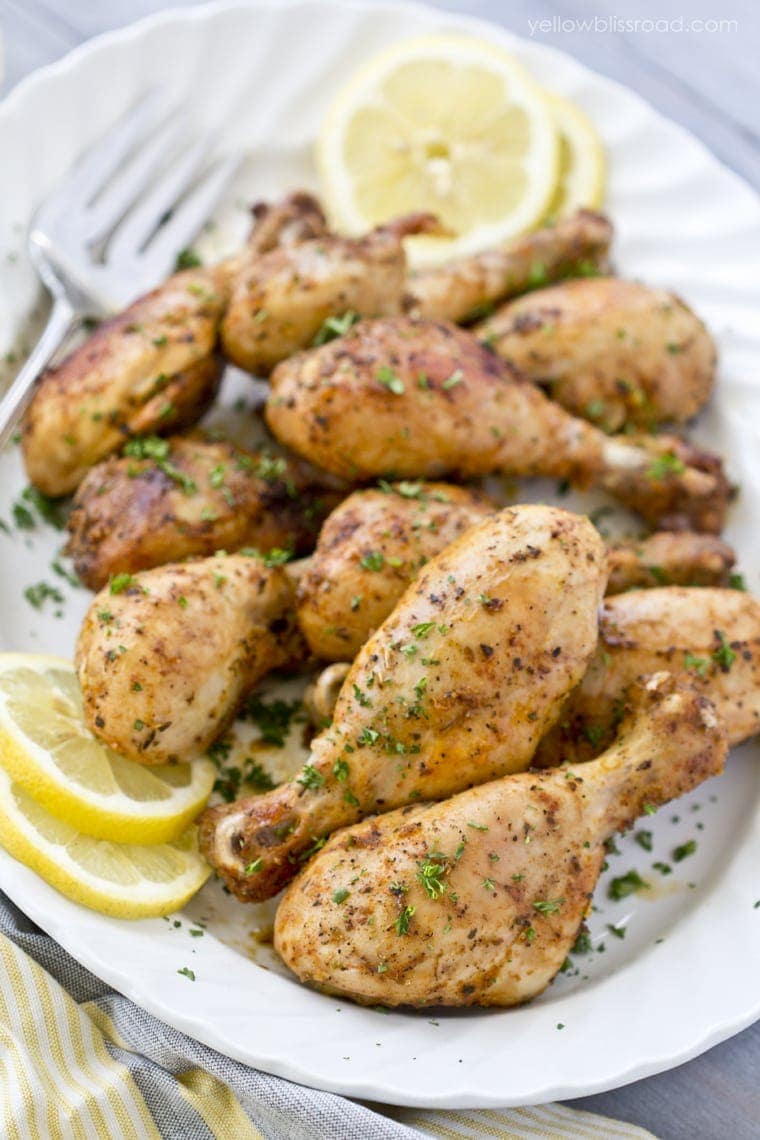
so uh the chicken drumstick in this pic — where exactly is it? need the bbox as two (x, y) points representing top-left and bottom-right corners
(76, 554), (302, 765)
(275, 672), (726, 1007)
(533, 585), (760, 766)
(476, 277), (716, 431)
(265, 318), (730, 533)
(198, 504), (607, 902)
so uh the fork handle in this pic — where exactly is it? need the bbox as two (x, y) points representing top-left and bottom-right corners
(0, 296), (78, 453)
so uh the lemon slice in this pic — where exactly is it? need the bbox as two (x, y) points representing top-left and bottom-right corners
(0, 654), (214, 845)
(544, 93), (606, 218)
(0, 760), (210, 917)
(316, 34), (560, 266)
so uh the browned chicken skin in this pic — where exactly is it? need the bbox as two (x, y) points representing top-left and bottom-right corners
(76, 554), (302, 764)
(406, 210), (614, 323)
(274, 673), (726, 1007)
(66, 437), (345, 591)
(296, 482), (495, 659)
(534, 586), (760, 768)
(221, 214), (442, 375)
(265, 317), (730, 533)
(21, 191), (329, 498)
(198, 505), (607, 902)
(22, 271), (226, 497)
(477, 277), (716, 431)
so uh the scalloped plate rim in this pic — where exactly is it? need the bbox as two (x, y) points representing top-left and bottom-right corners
(0, 0), (758, 1109)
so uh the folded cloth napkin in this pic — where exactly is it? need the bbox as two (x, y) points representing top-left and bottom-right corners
(0, 893), (654, 1139)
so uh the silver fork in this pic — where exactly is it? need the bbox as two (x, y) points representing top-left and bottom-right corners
(0, 92), (238, 451)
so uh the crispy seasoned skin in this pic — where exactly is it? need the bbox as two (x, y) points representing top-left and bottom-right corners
(66, 438), (345, 591)
(534, 586), (760, 767)
(265, 317), (730, 532)
(198, 505), (607, 902)
(76, 555), (302, 764)
(22, 271), (226, 497)
(406, 210), (613, 323)
(221, 214), (442, 375)
(275, 673), (726, 1007)
(296, 482), (494, 659)
(477, 278), (716, 431)
(605, 532), (735, 594)
(21, 191), (329, 498)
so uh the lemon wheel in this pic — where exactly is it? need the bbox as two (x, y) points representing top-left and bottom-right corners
(316, 34), (561, 266)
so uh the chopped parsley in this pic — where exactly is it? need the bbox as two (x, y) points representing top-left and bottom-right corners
(245, 858), (263, 875)
(533, 898), (564, 915)
(571, 930), (592, 956)
(15, 486), (68, 530)
(109, 573), (136, 595)
(254, 454), (288, 482)
(608, 870), (647, 900)
(24, 581), (64, 610)
(245, 695), (302, 747)
(673, 839), (697, 862)
(394, 905), (415, 935)
(296, 764), (324, 790)
(123, 436), (197, 495)
(352, 684), (372, 708)
(360, 551), (385, 571)
(647, 452), (686, 480)
(177, 967), (196, 981)
(684, 652), (710, 678)
(442, 369), (464, 390)
(175, 248), (202, 270)
(312, 310), (360, 346)
(332, 759), (350, 782)
(417, 853), (449, 900)
(712, 630), (736, 672)
(332, 888), (350, 905)
(411, 622), (436, 638)
(376, 365), (405, 395)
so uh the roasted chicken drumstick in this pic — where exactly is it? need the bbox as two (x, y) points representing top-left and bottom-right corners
(198, 505), (607, 902)
(76, 554), (302, 764)
(405, 209), (613, 323)
(477, 277), (716, 431)
(66, 437), (344, 590)
(21, 192), (328, 497)
(534, 586), (760, 766)
(275, 672), (726, 1007)
(266, 317), (730, 533)
(221, 214), (441, 375)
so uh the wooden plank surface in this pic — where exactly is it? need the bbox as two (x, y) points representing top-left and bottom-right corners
(0, 2), (758, 1137)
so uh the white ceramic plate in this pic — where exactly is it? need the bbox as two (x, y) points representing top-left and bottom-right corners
(0, 0), (759, 1109)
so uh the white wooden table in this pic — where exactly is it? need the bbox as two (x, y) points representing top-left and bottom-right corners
(1, 2), (758, 1136)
